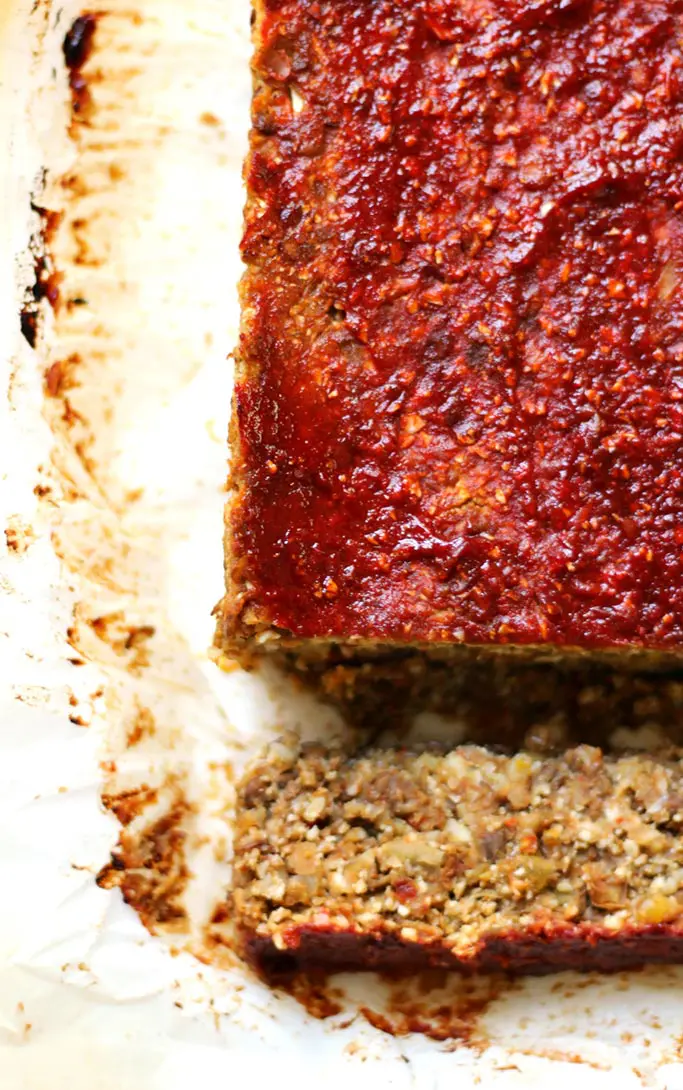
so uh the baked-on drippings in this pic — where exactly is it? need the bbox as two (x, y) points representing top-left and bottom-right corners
(221, 0), (683, 654)
(234, 740), (683, 976)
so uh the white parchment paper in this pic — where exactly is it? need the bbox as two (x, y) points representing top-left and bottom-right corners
(4, 1), (683, 1087)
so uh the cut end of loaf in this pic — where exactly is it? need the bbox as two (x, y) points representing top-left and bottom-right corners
(233, 739), (683, 978)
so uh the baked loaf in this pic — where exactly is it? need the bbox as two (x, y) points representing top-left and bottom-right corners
(217, 0), (683, 666)
(234, 739), (683, 976)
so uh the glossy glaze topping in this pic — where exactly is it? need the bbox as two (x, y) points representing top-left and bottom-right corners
(233, 0), (683, 648)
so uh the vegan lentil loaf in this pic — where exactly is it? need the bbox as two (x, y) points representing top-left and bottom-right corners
(217, 0), (683, 666)
(234, 739), (683, 976)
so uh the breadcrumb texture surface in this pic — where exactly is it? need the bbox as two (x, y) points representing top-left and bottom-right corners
(219, 0), (683, 658)
(234, 740), (683, 976)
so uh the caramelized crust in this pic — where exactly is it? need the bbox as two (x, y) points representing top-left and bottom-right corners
(234, 739), (683, 977)
(219, 0), (683, 659)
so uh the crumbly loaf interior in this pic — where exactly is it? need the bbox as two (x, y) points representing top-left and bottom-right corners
(234, 740), (683, 964)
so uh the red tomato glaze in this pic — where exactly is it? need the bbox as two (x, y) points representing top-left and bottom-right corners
(233, 0), (683, 649)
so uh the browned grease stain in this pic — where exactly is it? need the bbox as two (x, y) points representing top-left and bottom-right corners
(126, 704), (156, 747)
(280, 973), (345, 1021)
(358, 970), (508, 1047)
(101, 784), (159, 827)
(44, 353), (81, 398)
(86, 613), (156, 673)
(5, 517), (36, 555)
(510, 1047), (610, 1072)
(97, 790), (192, 933)
(236, 964), (514, 1046)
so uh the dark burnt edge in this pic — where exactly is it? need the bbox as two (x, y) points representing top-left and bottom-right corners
(62, 12), (98, 69)
(20, 12), (101, 351)
(241, 922), (683, 982)
(63, 13), (100, 123)
(19, 180), (63, 349)
(20, 309), (39, 349)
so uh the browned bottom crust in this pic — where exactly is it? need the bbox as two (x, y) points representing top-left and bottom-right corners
(242, 922), (683, 980)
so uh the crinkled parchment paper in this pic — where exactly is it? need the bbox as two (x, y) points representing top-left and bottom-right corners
(4, 1), (683, 1086)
